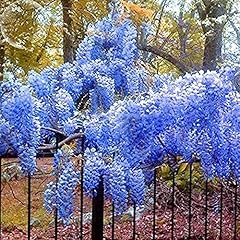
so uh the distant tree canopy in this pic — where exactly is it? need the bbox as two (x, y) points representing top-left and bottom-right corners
(0, 0), (239, 81)
(0, 0), (110, 80)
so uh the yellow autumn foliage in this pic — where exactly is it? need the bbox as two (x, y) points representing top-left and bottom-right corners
(1, 0), (110, 80)
(148, 13), (204, 74)
(71, 0), (110, 47)
(1, 0), (63, 80)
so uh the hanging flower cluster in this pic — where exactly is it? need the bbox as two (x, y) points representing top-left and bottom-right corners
(28, 11), (148, 118)
(44, 150), (80, 223)
(0, 81), (41, 174)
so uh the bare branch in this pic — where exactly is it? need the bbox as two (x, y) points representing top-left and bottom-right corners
(6, 181), (25, 206)
(41, 126), (66, 136)
(154, 0), (169, 40)
(38, 132), (83, 151)
(228, 20), (240, 46)
(139, 44), (191, 73)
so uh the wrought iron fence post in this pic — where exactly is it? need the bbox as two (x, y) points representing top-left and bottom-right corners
(27, 173), (31, 240)
(234, 182), (238, 240)
(171, 169), (175, 240)
(92, 176), (104, 240)
(188, 162), (193, 239)
(204, 179), (208, 240)
(0, 158), (2, 238)
(80, 136), (85, 240)
(153, 168), (157, 240)
(54, 133), (60, 240)
(171, 169), (175, 239)
(133, 202), (136, 240)
(112, 203), (115, 240)
(219, 181), (223, 240)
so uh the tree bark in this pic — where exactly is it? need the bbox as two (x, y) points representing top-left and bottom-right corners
(139, 44), (191, 73)
(198, 0), (228, 71)
(0, 1), (5, 81)
(61, 0), (74, 63)
(0, 36), (4, 82)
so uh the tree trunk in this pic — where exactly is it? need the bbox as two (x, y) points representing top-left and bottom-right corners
(0, 1), (5, 81)
(61, 0), (74, 63)
(0, 38), (4, 82)
(198, 0), (227, 71)
(203, 28), (223, 71)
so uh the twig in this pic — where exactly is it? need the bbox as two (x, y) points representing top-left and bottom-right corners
(34, 175), (52, 195)
(38, 132), (83, 151)
(138, 44), (191, 73)
(41, 127), (67, 137)
(6, 181), (25, 206)
(1, 160), (19, 167)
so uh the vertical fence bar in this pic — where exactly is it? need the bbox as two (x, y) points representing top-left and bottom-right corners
(55, 133), (59, 240)
(27, 173), (31, 240)
(171, 170), (175, 240)
(133, 202), (136, 240)
(80, 159), (84, 240)
(153, 168), (157, 240)
(234, 182), (238, 240)
(219, 181), (223, 240)
(112, 203), (115, 240)
(0, 158), (2, 238)
(111, 152), (115, 240)
(92, 176), (104, 240)
(204, 180), (208, 240)
(80, 136), (85, 240)
(188, 163), (193, 239)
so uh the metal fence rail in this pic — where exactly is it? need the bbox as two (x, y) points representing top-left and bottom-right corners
(0, 146), (240, 239)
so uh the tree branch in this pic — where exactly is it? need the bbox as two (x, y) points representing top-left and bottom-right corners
(41, 126), (67, 136)
(229, 19), (240, 46)
(38, 132), (83, 151)
(195, 1), (206, 21)
(139, 44), (191, 73)
(6, 181), (25, 206)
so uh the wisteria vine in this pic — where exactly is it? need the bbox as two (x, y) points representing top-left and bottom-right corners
(0, 10), (239, 223)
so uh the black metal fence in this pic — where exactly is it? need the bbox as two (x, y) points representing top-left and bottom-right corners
(0, 136), (239, 239)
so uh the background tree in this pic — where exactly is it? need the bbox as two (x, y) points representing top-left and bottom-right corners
(0, 0), (6, 81)
(136, 0), (237, 73)
(196, 0), (228, 70)
(0, 0), (64, 80)
(61, 0), (74, 62)
(0, 0), (110, 80)
(61, 0), (110, 62)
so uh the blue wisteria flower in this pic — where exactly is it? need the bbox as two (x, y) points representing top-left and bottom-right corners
(44, 156), (80, 224)
(28, 11), (148, 117)
(0, 118), (11, 156)
(104, 161), (128, 214)
(57, 62), (84, 102)
(29, 67), (58, 98)
(83, 148), (106, 196)
(128, 168), (145, 206)
(1, 85), (41, 174)
(56, 161), (80, 223)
